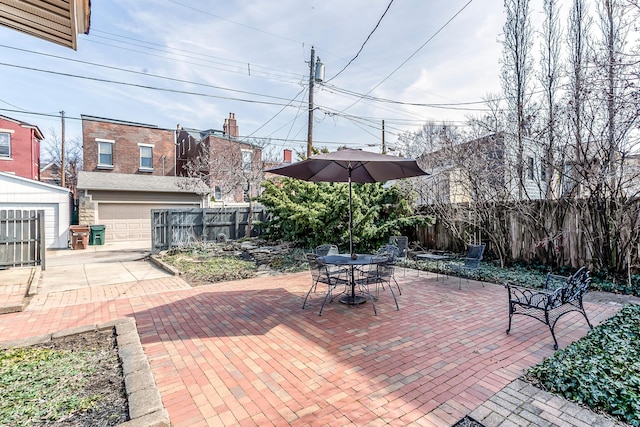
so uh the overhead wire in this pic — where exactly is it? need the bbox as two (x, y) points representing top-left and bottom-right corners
(0, 62), (303, 107)
(326, 0), (395, 83)
(340, 0), (475, 112)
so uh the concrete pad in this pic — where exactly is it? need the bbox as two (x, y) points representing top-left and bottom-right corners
(36, 241), (173, 295)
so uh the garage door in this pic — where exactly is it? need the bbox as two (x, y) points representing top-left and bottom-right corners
(98, 203), (197, 242)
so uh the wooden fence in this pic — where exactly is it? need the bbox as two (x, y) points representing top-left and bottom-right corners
(0, 210), (45, 269)
(415, 200), (640, 272)
(151, 206), (267, 253)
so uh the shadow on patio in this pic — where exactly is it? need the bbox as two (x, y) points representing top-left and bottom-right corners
(128, 271), (620, 426)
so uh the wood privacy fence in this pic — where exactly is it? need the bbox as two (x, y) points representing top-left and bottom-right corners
(151, 206), (267, 253)
(415, 200), (640, 272)
(0, 210), (45, 269)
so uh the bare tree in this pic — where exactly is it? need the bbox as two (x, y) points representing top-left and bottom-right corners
(501, 0), (535, 200)
(41, 127), (82, 191)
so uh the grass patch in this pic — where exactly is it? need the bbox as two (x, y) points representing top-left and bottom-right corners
(161, 253), (257, 283)
(525, 304), (640, 426)
(0, 334), (123, 426)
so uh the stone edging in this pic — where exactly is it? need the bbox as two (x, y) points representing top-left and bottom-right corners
(0, 318), (170, 427)
(148, 255), (181, 276)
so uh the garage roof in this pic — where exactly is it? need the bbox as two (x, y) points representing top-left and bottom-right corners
(77, 171), (210, 194)
(0, 0), (91, 50)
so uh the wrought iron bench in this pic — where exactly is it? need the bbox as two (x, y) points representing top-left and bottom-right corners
(505, 266), (593, 350)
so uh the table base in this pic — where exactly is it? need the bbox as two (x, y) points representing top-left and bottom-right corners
(340, 295), (367, 305)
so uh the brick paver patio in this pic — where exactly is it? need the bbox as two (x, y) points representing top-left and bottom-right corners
(0, 270), (625, 426)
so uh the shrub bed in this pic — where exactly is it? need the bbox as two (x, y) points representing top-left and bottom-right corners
(525, 304), (640, 426)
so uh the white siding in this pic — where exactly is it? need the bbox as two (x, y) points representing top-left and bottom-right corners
(0, 173), (70, 248)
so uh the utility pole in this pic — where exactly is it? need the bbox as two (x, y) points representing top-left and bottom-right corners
(306, 46), (315, 159)
(60, 110), (65, 188)
(381, 119), (386, 154)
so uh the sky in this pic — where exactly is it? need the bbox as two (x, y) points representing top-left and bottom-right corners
(0, 0), (509, 159)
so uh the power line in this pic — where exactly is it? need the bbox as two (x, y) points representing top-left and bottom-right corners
(0, 62), (300, 107)
(88, 30), (304, 82)
(0, 44), (301, 103)
(327, 0), (395, 83)
(341, 0), (474, 112)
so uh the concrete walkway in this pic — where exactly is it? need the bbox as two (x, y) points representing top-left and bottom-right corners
(0, 254), (635, 426)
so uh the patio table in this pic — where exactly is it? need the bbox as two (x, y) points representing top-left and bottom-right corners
(324, 254), (383, 305)
(416, 253), (453, 280)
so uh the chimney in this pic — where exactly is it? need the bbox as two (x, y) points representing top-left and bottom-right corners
(223, 112), (239, 138)
(283, 149), (292, 163)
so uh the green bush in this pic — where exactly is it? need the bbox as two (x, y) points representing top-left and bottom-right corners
(525, 304), (640, 426)
(258, 178), (431, 253)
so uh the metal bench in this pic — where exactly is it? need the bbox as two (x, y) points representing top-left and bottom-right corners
(505, 266), (593, 350)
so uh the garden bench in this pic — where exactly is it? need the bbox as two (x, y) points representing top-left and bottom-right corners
(505, 266), (593, 350)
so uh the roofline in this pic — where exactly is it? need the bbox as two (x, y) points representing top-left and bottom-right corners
(0, 172), (70, 193)
(80, 114), (174, 131)
(0, 114), (44, 140)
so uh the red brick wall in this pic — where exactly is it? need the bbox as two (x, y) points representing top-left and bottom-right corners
(0, 118), (40, 180)
(82, 118), (176, 175)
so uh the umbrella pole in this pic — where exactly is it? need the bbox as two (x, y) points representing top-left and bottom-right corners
(349, 171), (353, 256)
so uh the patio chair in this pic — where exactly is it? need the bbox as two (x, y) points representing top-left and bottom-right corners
(447, 243), (486, 290)
(303, 253), (348, 316)
(389, 236), (409, 276)
(377, 244), (402, 295)
(355, 255), (399, 315)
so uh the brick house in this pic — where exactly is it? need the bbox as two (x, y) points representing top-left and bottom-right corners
(81, 115), (177, 176)
(0, 115), (44, 180)
(176, 113), (263, 203)
(80, 115), (207, 243)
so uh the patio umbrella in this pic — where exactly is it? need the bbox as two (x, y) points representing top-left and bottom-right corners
(266, 148), (428, 255)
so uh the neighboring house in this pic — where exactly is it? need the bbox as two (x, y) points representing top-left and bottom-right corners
(81, 115), (177, 176)
(40, 160), (79, 199)
(176, 113), (263, 203)
(0, 172), (71, 249)
(419, 133), (550, 204)
(77, 171), (210, 243)
(0, 115), (44, 181)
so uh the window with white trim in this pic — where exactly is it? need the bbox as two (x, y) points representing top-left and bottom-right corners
(139, 145), (153, 170)
(242, 149), (252, 171)
(0, 131), (12, 158)
(97, 139), (114, 167)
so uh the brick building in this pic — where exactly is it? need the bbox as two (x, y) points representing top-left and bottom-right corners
(0, 114), (44, 180)
(176, 113), (263, 203)
(81, 115), (177, 176)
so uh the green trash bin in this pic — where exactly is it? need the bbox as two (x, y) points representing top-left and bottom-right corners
(90, 225), (106, 245)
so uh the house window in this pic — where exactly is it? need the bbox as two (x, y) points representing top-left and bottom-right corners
(214, 186), (222, 200)
(562, 163), (577, 195)
(242, 150), (252, 171)
(97, 139), (114, 168)
(0, 131), (12, 158)
(541, 162), (547, 181)
(139, 145), (153, 170)
(527, 157), (535, 180)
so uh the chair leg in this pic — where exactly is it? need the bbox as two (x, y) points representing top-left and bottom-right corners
(302, 283), (316, 309)
(392, 275), (402, 295)
(388, 281), (399, 311)
(360, 284), (377, 315)
(318, 285), (334, 316)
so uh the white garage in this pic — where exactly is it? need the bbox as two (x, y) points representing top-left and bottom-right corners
(77, 172), (209, 243)
(0, 172), (71, 249)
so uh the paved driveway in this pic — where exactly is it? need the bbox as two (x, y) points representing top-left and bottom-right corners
(40, 241), (170, 293)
